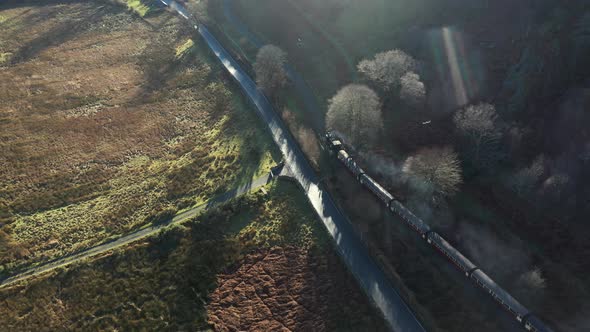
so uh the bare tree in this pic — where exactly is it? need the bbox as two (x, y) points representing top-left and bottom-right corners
(454, 103), (501, 163)
(357, 49), (417, 91)
(400, 71), (426, 106)
(541, 173), (570, 199)
(520, 268), (547, 289)
(508, 155), (545, 197)
(326, 84), (382, 148)
(402, 146), (463, 196)
(254, 45), (288, 95)
(515, 267), (547, 302)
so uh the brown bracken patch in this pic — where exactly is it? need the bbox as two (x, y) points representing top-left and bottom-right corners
(207, 246), (387, 332)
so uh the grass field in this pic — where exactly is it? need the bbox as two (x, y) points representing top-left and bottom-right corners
(0, 180), (387, 331)
(0, 1), (279, 273)
(123, 0), (155, 17)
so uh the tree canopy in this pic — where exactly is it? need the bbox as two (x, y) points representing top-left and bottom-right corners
(400, 71), (426, 106)
(402, 146), (463, 196)
(254, 45), (288, 95)
(326, 84), (382, 149)
(357, 49), (417, 91)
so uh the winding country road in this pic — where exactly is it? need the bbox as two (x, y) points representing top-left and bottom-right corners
(160, 1), (426, 331)
(0, 172), (275, 289)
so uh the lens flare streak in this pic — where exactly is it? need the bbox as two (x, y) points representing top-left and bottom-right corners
(442, 27), (468, 107)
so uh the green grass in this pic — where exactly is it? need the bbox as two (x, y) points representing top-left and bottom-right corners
(232, 181), (330, 250)
(175, 38), (196, 59)
(192, 180), (329, 251)
(124, 0), (153, 17)
(0, 2), (280, 274)
(0, 52), (11, 64)
(0, 181), (375, 330)
(7, 86), (280, 272)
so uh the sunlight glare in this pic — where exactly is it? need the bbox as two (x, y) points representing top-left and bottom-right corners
(442, 27), (468, 107)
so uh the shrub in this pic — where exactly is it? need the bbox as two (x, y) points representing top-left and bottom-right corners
(507, 155), (545, 197)
(402, 146), (463, 197)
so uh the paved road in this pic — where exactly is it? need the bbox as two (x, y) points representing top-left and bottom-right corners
(160, 2), (426, 331)
(0, 172), (274, 289)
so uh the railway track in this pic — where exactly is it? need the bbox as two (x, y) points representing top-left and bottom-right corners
(326, 132), (554, 332)
(158, 1), (427, 331)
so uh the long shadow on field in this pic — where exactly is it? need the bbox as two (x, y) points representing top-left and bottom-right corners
(0, 0), (89, 10)
(175, 197), (257, 328)
(0, 7), (33, 28)
(134, 28), (194, 95)
(7, 3), (118, 65)
(290, 250), (390, 331)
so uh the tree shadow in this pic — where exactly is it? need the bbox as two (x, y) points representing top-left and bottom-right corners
(6, 2), (121, 65)
(0, 7), (33, 28)
(291, 250), (391, 332)
(2, 0), (176, 67)
(0, 0), (89, 10)
(133, 25), (199, 96)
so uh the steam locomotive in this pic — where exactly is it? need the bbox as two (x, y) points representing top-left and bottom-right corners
(325, 132), (553, 332)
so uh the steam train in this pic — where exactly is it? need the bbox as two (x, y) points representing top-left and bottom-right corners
(325, 132), (553, 332)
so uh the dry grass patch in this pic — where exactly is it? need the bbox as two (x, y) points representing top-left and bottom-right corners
(0, 181), (387, 331)
(0, 2), (278, 272)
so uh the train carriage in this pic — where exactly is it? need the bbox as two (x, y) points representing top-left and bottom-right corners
(523, 314), (554, 332)
(337, 150), (365, 179)
(359, 174), (394, 205)
(427, 232), (477, 275)
(326, 131), (554, 332)
(470, 270), (529, 321)
(389, 200), (431, 237)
